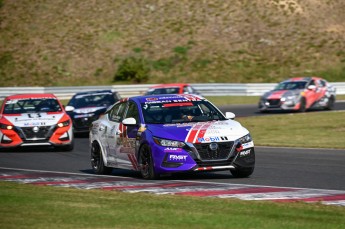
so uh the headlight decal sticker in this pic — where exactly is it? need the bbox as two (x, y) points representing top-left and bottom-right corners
(185, 121), (214, 143)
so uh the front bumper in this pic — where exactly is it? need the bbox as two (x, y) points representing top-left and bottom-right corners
(258, 98), (301, 111)
(151, 141), (255, 174)
(0, 125), (73, 149)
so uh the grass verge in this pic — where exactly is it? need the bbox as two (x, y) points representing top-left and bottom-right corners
(0, 181), (345, 229)
(238, 111), (345, 149)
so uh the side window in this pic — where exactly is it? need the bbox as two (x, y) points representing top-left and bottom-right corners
(108, 102), (126, 122)
(183, 86), (189, 94)
(309, 80), (316, 86)
(319, 80), (326, 87)
(124, 102), (140, 123)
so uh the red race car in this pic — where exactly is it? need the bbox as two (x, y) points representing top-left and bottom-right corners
(0, 94), (74, 151)
(145, 83), (200, 95)
(258, 77), (336, 112)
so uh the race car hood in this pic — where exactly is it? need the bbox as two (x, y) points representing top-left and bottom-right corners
(263, 89), (302, 100)
(72, 106), (107, 114)
(4, 113), (64, 127)
(147, 120), (249, 143)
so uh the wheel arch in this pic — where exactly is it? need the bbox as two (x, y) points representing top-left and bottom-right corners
(91, 139), (108, 166)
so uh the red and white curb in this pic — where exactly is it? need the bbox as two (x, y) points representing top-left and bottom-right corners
(1, 167), (345, 207)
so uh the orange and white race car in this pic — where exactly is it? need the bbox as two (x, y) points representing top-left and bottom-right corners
(258, 77), (336, 112)
(0, 94), (74, 151)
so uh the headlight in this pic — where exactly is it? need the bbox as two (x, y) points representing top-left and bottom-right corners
(0, 123), (13, 130)
(153, 137), (185, 148)
(238, 134), (252, 144)
(57, 120), (70, 128)
(281, 95), (297, 102)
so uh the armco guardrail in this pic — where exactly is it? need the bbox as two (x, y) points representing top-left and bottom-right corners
(0, 82), (344, 100)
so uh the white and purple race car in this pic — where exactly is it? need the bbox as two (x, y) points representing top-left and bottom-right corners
(89, 94), (255, 179)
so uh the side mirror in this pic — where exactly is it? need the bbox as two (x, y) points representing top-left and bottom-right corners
(65, 106), (75, 112)
(122, 117), (137, 126)
(225, 112), (235, 120)
(307, 85), (316, 90)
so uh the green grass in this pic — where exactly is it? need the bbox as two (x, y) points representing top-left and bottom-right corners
(1, 1), (345, 86)
(0, 181), (344, 229)
(206, 96), (260, 105)
(238, 111), (345, 149)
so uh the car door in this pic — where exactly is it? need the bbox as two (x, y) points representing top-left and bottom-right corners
(115, 101), (140, 170)
(102, 102), (127, 166)
(304, 79), (319, 108)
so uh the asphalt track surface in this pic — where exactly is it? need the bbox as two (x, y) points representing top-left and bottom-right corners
(0, 101), (344, 192)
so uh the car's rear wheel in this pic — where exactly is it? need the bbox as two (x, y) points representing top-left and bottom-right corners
(139, 144), (159, 180)
(325, 96), (335, 110)
(91, 142), (112, 175)
(230, 167), (254, 178)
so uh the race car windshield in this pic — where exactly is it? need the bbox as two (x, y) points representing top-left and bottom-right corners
(141, 100), (226, 124)
(3, 98), (62, 114)
(68, 93), (115, 109)
(145, 87), (180, 95)
(275, 81), (307, 90)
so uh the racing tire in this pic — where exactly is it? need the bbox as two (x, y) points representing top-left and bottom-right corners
(91, 142), (112, 175)
(230, 167), (254, 178)
(138, 144), (159, 180)
(59, 140), (74, 151)
(325, 96), (335, 110)
(298, 97), (306, 112)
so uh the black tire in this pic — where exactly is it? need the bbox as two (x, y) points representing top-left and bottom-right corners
(138, 144), (159, 180)
(298, 97), (306, 112)
(90, 142), (112, 175)
(325, 96), (335, 110)
(60, 140), (74, 151)
(230, 167), (254, 178)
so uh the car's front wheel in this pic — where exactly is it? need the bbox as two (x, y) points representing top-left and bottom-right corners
(91, 142), (112, 175)
(298, 97), (306, 112)
(230, 166), (254, 178)
(138, 144), (159, 180)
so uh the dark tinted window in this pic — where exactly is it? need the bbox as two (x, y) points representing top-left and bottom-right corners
(3, 98), (62, 114)
(108, 102), (127, 122)
(275, 81), (307, 90)
(141, 100), (225, 124)
(146, 87), (180, 95)
(68, 92), (118, 108)
(124, 102), (140, 123)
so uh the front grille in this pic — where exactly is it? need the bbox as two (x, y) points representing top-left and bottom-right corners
(74, 117), (97, 129)
(19, 126), (54, 140)
(194, 159), (234, 167)
(267, 99), (281, 107)
(193, 141), (234, 161)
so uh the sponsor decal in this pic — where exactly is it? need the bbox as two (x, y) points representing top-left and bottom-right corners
(23, 122), (46, 126)
(146, 98), (158, 101)
(164, 147), (183, 152)
(239, 149), (251, 157)
(197, 136), (228, 143)
(74, 114), (94, 118)
(167, 154), (187, 162)
(242, 142), (254, 149)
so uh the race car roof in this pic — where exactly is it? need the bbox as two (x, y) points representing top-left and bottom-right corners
(285, 76), (323, 82)
(149, 83), (190, 89)
(5, 93), (57, 100)
(72, 90), (114, 96)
